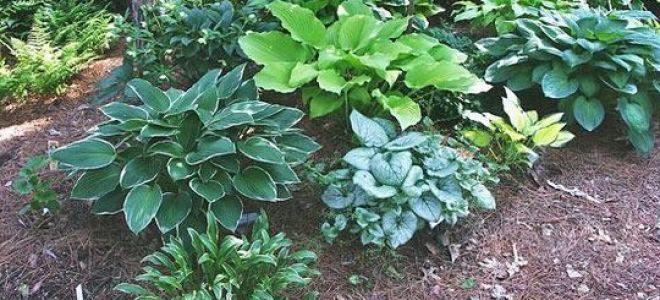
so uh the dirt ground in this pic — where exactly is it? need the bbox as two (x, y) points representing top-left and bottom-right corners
(0, 55), (658, 299)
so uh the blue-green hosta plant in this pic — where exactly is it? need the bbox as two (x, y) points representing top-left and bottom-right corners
(115, 211), (318, 299)
(320, 111), (498, 248)
(50, 65), (320, 235)
(239, 0), (489, 130)
(453, 0), (582, 33)
(476, 9), (660, 154)
(462, 88), (575, 168)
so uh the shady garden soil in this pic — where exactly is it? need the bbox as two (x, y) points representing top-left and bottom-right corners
(0, 54), (658, 300)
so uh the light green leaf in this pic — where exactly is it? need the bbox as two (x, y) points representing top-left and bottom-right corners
(379, 94), (421, 130)
(238, 31), (310, 65)
(254, 62), (298, 93)
(268, 1), (327, 48)
(317, 69), (346, 94)
(309, 90), (344, 118)
(289, 63), (318, 87)
(532, 123), (565, 146)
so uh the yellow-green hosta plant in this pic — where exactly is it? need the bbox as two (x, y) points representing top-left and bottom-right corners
(239, 0), (489, 130)
(320, 111), (498, 248)
(115, 211), (318, 299)
(50, 65), (320, 235)
(477, 9), (660, 154)
(462, 88), (574, 168)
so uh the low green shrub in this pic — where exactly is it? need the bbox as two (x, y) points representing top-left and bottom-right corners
(50, 66), (320, 235)
(240, 0), (489, 130)
(116, 0), (275, 85)
(320, 111), (498, 248)
(12, 155), (59, 215)
(115, 211), (318, 299)
(462, 88), (575, 168)
(476, 8), (660, 154)
(0, 0), (50, 41)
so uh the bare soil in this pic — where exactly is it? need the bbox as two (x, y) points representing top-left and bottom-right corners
(0, 55), (658, 299)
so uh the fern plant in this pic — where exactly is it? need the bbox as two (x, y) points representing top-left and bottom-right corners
(115, 211), (318, 299)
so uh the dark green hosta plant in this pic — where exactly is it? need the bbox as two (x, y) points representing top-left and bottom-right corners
(50, 65), (320, 235)
(115, 211), (318, 299)
(477, 9), (660, 154)
(320, 111), (498, 248)
(239, 0), (489, 130)
(462, 88), (575, 168)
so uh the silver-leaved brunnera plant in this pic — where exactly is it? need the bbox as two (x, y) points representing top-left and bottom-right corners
(320, 111), (498, 248)
(50, 65), (320, 235)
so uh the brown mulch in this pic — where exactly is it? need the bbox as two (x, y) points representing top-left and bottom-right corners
(0, 55), (658, 299)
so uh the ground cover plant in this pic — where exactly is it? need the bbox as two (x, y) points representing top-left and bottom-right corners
(476, 8), (660, 154)
(50, 65), (320, 235)
(320, 111), (498, 248)
(11, 155), (59, 216)
(116, 211), (318, 299)
(239, 0), (490, 130)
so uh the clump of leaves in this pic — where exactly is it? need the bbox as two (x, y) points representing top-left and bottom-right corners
(462, 88), (574, 168)
(453, 0), (582, 33)
(320, 111), (498, 248)
(476, 8), (660, 154)
(286, 0), (444, 28)
(0, 0), (50, 41)
(12, 155), (59, 215)
(50, 66), (320, 235)
(239, 0), (489, 130)
(115, 211), (318, 299)
(116, 0), (276, 85)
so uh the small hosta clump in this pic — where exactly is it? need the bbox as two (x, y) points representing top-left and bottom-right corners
(115, 212), (318, 299)
(320, 111), (498, 248)
(50, 65), (320, 235)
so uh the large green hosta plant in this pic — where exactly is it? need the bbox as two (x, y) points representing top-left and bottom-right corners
(320, 111), (498, 248)
(51, 65), (320, 235)
(477, 9), (660, 154)
(239, 0), (489, 130)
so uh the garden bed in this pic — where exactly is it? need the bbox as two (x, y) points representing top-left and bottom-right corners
(0, 54), (658, 299)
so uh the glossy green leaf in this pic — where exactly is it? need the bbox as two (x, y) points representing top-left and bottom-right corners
(123, 184), (163, 234)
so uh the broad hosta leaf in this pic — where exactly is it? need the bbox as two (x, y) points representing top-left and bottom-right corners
(147, 140), (184, 158)
(308, 90), (345, 118)
(155, 192), (192, 233)
(350, 110), (390, 147)
(258, 163), (300, 184)
(185, 136), (235, 165)
(343, 147), (377, 170)
(91, 189), (127, 215)
(237, 137), (285, 164)
(233, 166), (277, 201)
(532, 123), (565, 146)
(379, 94), (421, 131)
(210, 196), (243, 232)
(71, 164), (120, 199)
(127, 79), (171, 113)
(120, 157), (161, 188)
(189, 178), (226, 202)
(51, 138), (116, 170)
(573, 97), (604, 131)
(409, 195), (443, 223)
(123, 184), (163, 234)
(239, 32), (310, 65)
(382, 210), (417, 248)
(254, 62), (298, 93)
(276, 133), (321, 154)
(167, 158), (195, 181)
(100, 102), (148, 121)
(542, 68), (578, 99)
(627, 129), (654, 155)
(317, 69), (346, 94)
(268, 1), (327, 48)
(619, 100), (650, 132)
